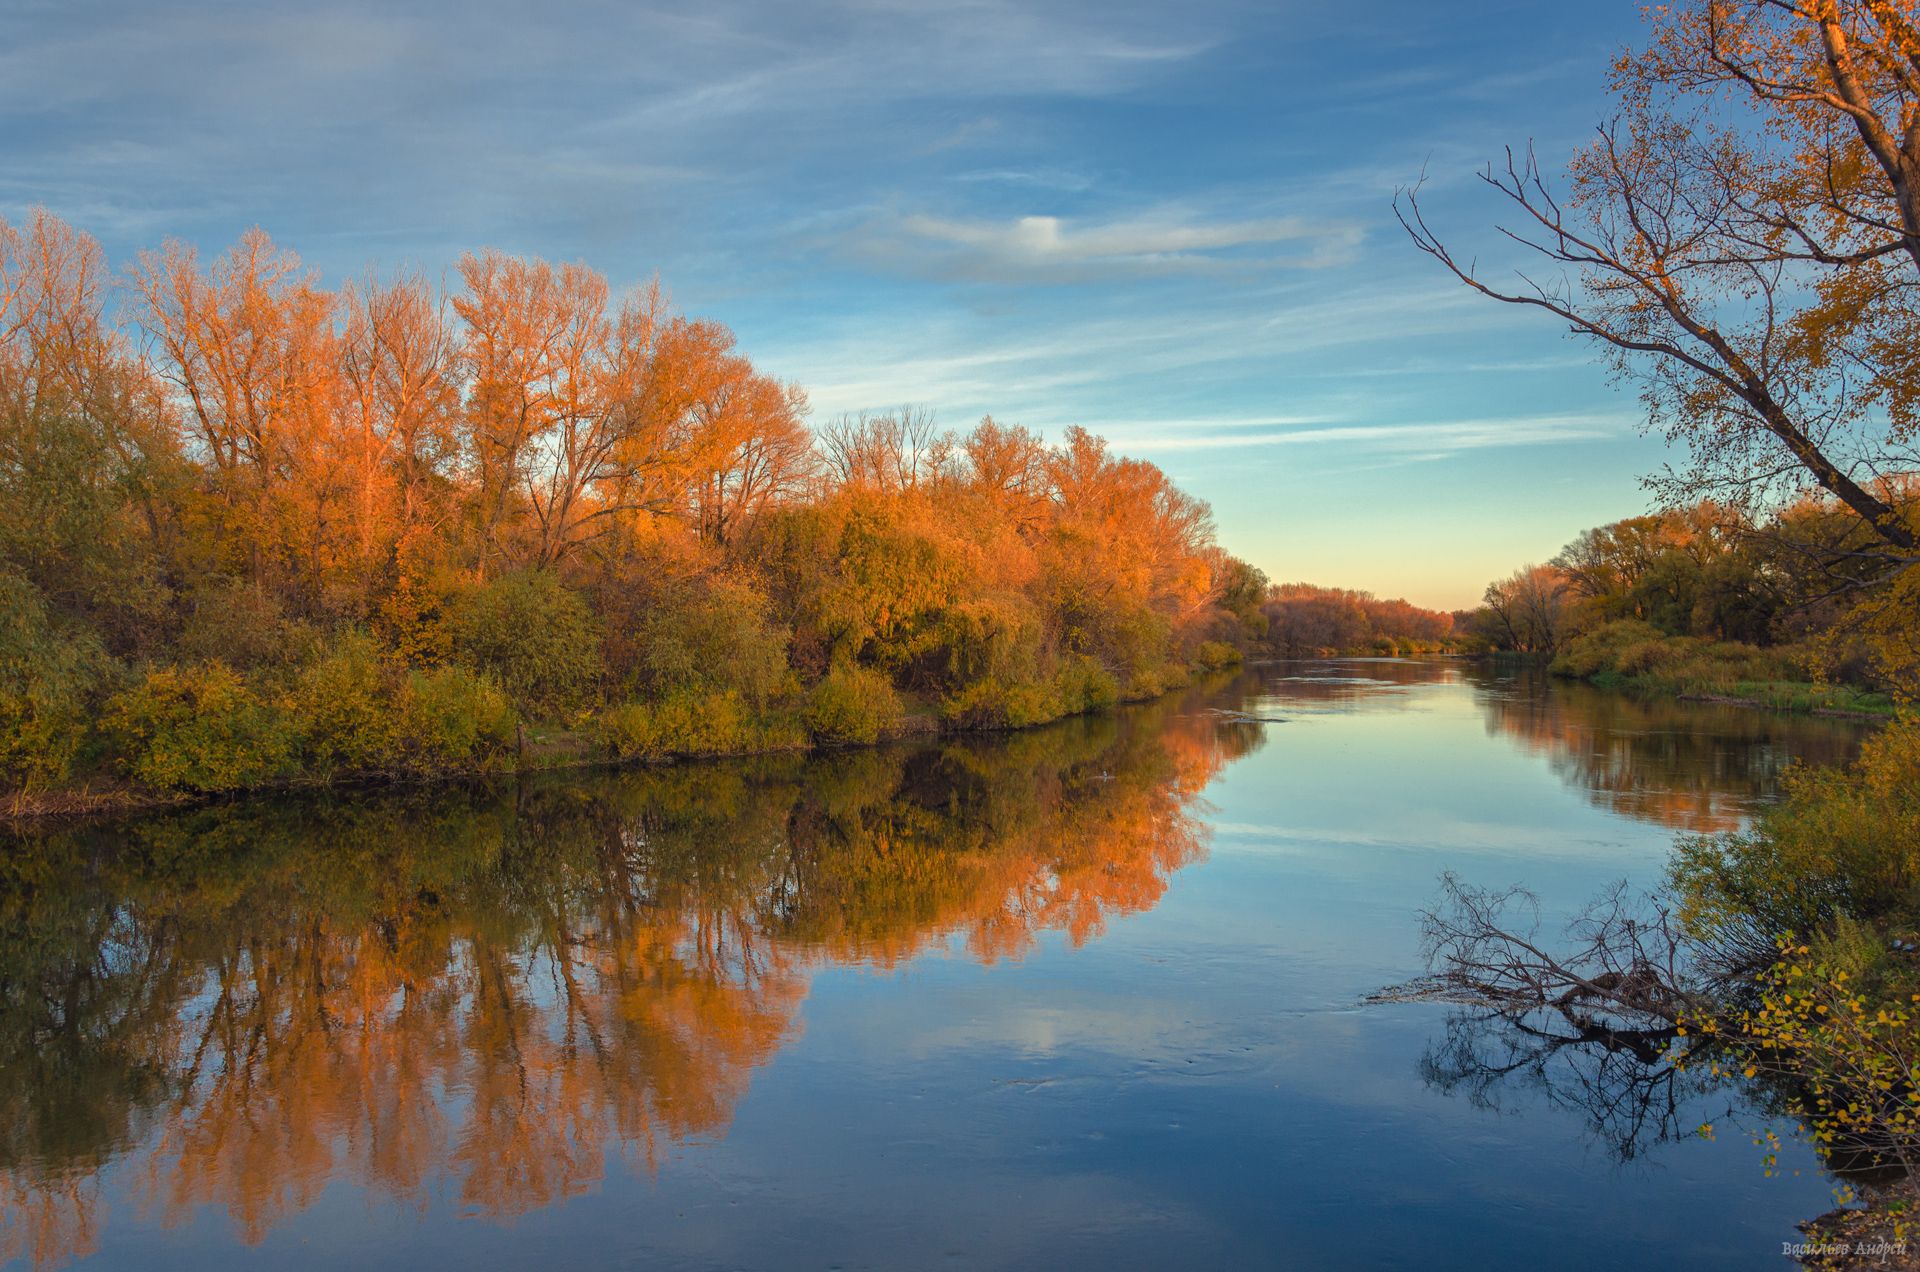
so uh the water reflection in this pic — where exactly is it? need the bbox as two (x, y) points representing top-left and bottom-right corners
(1465, 662), (1864, 832)
(0, 663), (1885, 1269)
(1248, 658), (1866, 832)
(0, 691), (1253, 1267)
(1418, 1007), (1704, 1165)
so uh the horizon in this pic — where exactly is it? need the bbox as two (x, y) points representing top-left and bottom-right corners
(4, 1), (1662, 610)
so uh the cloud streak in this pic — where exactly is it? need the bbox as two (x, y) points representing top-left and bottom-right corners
(1104, 412), (1629, 456)
(862, 209), (1363, 281)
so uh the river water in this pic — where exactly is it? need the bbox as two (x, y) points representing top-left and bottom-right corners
(0, 659), (1875, 1269)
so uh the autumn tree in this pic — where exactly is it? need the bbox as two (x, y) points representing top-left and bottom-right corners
(0, 211), (179, 640)
(1046, 426), (1217, 629)
(130, 229), (342, 599)
(646, 318), (812, 546)
(1399, 0), (1920, 563)
(336, 270), (461, 572)
(1479, 564), (1572, 653)
(3, 209), (1269, 803)
(1262, 583), (1452, 655)
(819, 407), (945, 494)
(953, 416), (1052, 534)
(452, 250), (621, 574)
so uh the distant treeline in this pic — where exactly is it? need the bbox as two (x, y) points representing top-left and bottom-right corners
(0, 211), (1267, 812)
(1261, 583), (1456, 657)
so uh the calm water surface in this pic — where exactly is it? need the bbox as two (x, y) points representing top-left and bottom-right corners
(0, 660), (1877, 1269)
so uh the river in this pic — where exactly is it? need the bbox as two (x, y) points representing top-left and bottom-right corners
(0, 659), (1876, 1269)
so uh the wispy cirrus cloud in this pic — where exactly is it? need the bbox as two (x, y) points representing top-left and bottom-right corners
(1102, 412), (1630, 457)
(758, 279), (1547, 423)
(949, 167), (1098, 192)
(0, 0), (1225, 264)
(859, 209), (1363, 282)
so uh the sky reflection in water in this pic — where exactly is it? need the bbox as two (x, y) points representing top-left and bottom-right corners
(0, 661), (1874, 1269)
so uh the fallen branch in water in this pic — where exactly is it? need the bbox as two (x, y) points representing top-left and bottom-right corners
(1403, 873), (1704, 1030)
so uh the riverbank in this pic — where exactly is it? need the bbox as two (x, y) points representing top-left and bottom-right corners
(1541, 621), (1899, 718)
(1403, 680), (1916, 1262)
(1794, 1179), (1917, 1270)
(1671, 686), (1896, 719)
(1, 662), (1226, 828)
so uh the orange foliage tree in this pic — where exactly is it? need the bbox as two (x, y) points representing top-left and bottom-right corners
(0, 210), (1269, 802)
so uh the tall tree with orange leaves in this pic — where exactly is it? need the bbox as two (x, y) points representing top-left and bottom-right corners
(337, 270), (461, 574)
(130, 230), (345, 599)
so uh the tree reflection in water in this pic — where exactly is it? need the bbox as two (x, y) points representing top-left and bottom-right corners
(1418, 1008), (1709, 1164)
(0, 688), (1260, 1267)
(1413, 663), (1875, 1175)
(1463, 661), (1865, 832)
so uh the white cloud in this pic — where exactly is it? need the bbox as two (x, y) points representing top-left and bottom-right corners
(752, 278), (1549, 424)
(866, 209), (1362, 281)
(1105, 412), (1628, 456)
(949, 167), (1097, 192)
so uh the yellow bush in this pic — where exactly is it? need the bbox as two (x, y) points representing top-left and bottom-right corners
(105, 662), (296, 794)
(807, 665), (904, 744)
(601, 689), (802, 759)
(288, 634), (404, 775)
(1195, 640), (1242, 672)
(1615, 638), (1682, 677)
(1054, 654), (1119, 715)
(1725, 936), (1919, 1175)
(401, 665), (518, 770)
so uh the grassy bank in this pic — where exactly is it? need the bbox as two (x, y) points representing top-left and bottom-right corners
(1549, 621), (1899, 718)
(2, 642), (1239, 826)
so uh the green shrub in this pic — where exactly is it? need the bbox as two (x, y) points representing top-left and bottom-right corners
(105, 662), (296, 794)
(1122, 660), (1189, 700)
(0, 573), (113, 791)
(936, 597), (1045, 684)
(1615, 637), (1682, 677)
(597, 700), (663, 760)
(1671, 714), (1920, 967)
(600, 689), (801, 760)
(1054, 654), (1120, 715)
(653, 690), (750, 755)
(1002, 681), (1059, 727)
(1195, 640), (1242, 672)
(402, 665), (518, 770)
(939, 677), (1000, 729)
(1104, 606), (1175, 692)
(1551, 619), (1820, 693)
(943, 673), (1076, 730)
(1549, 619), (1667, 678)
(446, 570), (603, 716)
(288, 633), (404, 774)
(807, 665), (904, 744)
(611, 572), (791, 708)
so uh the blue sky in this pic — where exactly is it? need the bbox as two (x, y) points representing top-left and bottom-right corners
(2, 0), (1667, 609)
